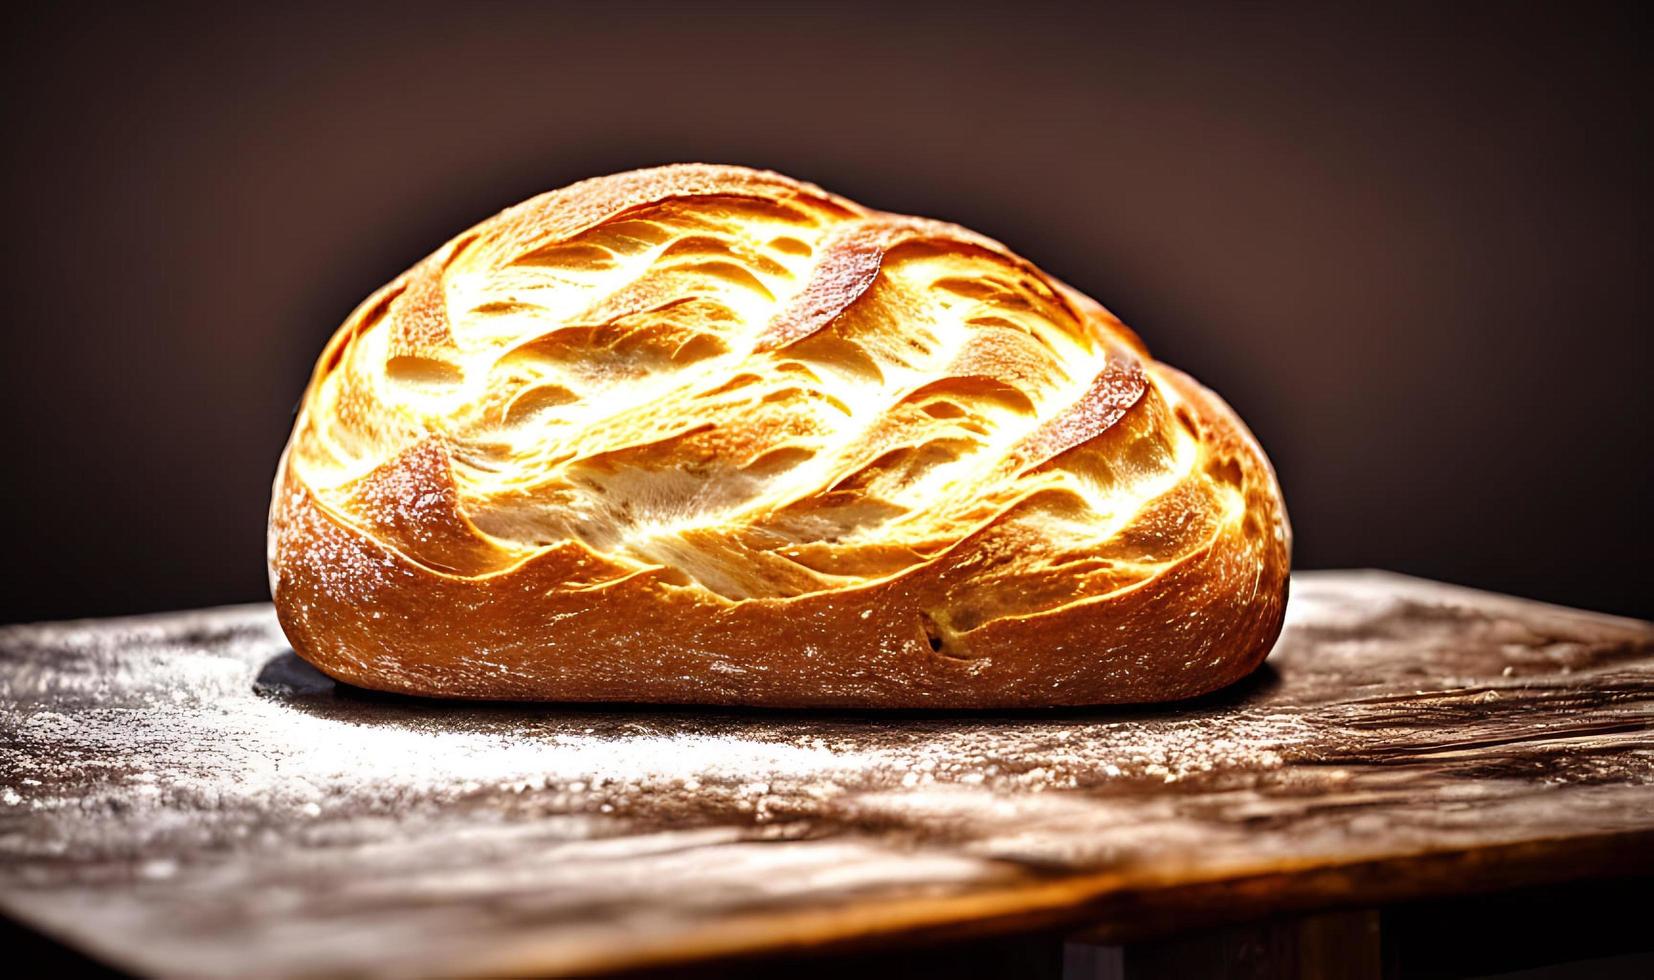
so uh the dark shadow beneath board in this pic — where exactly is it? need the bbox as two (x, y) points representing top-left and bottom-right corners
(5, 916), (130, 979)
(614, 879), (1654, 980)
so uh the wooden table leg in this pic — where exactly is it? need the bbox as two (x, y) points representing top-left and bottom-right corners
(1064, 908), (1382, 980)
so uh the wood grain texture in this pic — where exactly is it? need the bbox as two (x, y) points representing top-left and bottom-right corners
(1, 571), (1650, 977)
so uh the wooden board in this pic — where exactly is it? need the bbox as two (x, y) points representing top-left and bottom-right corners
(1, 571), (1651, 977)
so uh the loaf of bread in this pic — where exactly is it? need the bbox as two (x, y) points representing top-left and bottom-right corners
(268, 165), (1290, 707)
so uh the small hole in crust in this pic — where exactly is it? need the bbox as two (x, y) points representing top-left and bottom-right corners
(919, 613), (945, 653)
(918, 610), (975, 661)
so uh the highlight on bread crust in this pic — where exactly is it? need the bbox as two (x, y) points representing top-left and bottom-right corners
(269, 164), (1290, 707)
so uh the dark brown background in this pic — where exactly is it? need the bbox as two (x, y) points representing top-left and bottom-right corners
(2, 2), (1648, 624)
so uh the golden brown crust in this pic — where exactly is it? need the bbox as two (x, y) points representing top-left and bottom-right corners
(268, 164), (1290, 707)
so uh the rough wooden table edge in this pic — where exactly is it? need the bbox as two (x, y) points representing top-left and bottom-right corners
(3, 569), (1651, 978)
(446, 829), (1654, 977)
